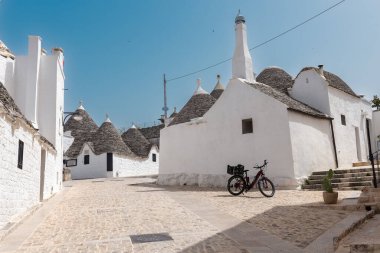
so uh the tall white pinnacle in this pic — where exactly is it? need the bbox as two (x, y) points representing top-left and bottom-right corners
(232, 12), (255, 83)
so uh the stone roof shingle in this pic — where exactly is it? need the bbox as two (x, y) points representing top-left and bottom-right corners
(92, 122), (133, 157)
(256, 67), (293, 94)
(139, 124), (164, 139)
(169, 94), (216, 126)
(246, 81), (329, 119)
(64, 108), (98, 137)
(299, 67), (358, 97)
(122, 127), (152, 158)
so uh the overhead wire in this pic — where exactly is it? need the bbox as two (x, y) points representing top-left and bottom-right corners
(166, 0), (347, 83)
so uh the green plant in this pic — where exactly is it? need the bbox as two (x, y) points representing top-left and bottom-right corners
(372, 95), (380, 110)
(322, 169), (334, 193)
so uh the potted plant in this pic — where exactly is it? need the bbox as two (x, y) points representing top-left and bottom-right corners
(322, 169), (338, 204)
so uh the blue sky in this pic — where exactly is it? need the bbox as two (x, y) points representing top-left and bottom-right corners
(1, 0), (379, 129)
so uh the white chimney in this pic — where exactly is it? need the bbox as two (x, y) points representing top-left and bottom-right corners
(52, 47), (64, 68)
(232, 11), (255, 83)
(24, 35), (42, 128)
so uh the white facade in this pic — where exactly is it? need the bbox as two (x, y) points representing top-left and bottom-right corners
(0, 37), (64, 229)
(114, 147), (159, 177)
(159, 79), (297, 187)
(290, 68), (373, 167)
(373, 110), (380, 152)
(158, 14), (374, 188)
(68, 144), (159, 180)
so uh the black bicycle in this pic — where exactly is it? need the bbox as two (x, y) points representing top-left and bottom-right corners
(227, 160), (275, 197)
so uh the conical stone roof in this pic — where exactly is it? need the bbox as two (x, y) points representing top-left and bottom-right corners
(121, 126), (152, 158)
(92, 121), (133, 156)
(210, 75), (225, 99)
(256, 67), (293, 94)
(169, 93), (216, 126)
(64, 107), (98, 137)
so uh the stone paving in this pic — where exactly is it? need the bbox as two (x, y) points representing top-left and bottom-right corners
(0, 177), (366, 252)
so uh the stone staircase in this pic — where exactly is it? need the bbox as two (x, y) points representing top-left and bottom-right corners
(302, 167), (380, 191)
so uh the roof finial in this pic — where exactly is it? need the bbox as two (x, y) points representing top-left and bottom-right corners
(213, 74), (225, 91)
(78, 100), (85, 110)
(235, 9), (245, 24)
(105, 113), (111, 123)
(173, 107), (177, 113)
(194, 78), (208, 95)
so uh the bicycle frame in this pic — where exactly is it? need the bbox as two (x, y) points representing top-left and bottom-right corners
(244, 169), (264, 191)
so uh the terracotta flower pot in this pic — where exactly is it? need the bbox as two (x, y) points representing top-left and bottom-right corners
(323, 191), (338, 204)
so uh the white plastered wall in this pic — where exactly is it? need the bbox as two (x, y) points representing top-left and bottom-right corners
(372, 110), (380, 152)
(69, 144), (107, 180)
(328, 88), (372, 167)
(113, 146), (159, 177)
(159, 78), (296, 188)
(288, 111), (335, 182)
(290, 70), (331, 115)
(0, 116), (40, 229)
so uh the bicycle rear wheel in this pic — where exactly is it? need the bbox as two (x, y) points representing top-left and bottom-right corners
(227, 175), (246, 196)
(258, 177), (275, 197)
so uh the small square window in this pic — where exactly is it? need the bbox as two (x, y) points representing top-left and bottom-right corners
(242, 118), (253, 134)
(152, 153), (157, 162)
(341, 115), (346, 126)
(84, 155), (90, 165)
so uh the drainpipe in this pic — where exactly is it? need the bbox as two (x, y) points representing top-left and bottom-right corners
(329, 118), (339, 169)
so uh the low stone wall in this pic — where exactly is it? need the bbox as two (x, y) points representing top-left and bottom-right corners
(157, 173), (298, 189)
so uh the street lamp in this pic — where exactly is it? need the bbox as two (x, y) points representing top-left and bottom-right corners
(63, 111), (83, 126)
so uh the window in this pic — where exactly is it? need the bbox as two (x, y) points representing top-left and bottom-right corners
(17, 140), (24, 169)
(152, 153), (157, 162)
(242, 118), (253, 134)
(84, 155), (90, 165)
(107, 153), (113, 171)
(341, 115), (346, 126)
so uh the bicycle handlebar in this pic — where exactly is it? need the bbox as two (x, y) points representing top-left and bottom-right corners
(253, 160), (268, 169)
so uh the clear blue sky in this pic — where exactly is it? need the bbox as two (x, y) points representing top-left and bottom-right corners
(1, 0), (379, 129)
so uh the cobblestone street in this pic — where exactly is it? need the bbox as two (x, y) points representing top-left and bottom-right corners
(0, 177), (364, 253)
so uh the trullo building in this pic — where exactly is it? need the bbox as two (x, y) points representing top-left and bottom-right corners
(158, 13), (376, 188)
(63, 106), (159, 179)
(0, 36), (64, 230)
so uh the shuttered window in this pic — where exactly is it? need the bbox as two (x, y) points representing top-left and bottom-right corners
(17, 140), (24, 169)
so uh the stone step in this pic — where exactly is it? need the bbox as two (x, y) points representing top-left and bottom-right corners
(309, 172), (378, 180)
(302, 181), (373, 190)
(307, 176), (375, 184)
(302, 185), (369, 191)
(311, 168), (380, 176)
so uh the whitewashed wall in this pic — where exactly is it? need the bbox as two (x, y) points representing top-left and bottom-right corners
(288, 111), (336, 182)
(43, 151), (61, 199)
(63, 131), (74, 154)
(290, 69), (331, 115)
(373, 110), (380, 151)
(114, 147), (159, 177)
(328, 88), (372, 167)
(291, 68), (372, 167)
(69, 144), (107, 179)
(0, 55), (15, 96)
(0, 116), (40, 229)
(159, 78), (296, 188)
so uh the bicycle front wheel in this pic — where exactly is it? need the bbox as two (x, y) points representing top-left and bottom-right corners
(258, 177), (275, 197)
(227, 175), (246, 196)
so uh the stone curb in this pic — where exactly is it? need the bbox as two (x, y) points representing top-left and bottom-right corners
(0, 203), (42, 242)
(333, 210), (376, 251)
